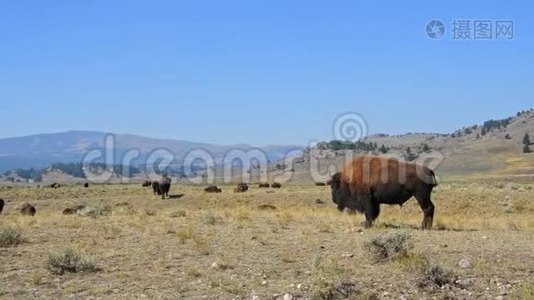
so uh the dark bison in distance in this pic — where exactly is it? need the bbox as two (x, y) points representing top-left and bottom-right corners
(271, 182), (281, 188)
(328, 155), (437, 229)
(152, 176), (172, 199)
(258, 183), (270, 188)
(0, 198), (4, 214)
(315, 182), (327, 186)
(63, 205), (86, 215)
(142, 181), (152, 187)
(234, 182), (248, 193)
(204, 185), (222, 193)
(21, 203), (36, 216)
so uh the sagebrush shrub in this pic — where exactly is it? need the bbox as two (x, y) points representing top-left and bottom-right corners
(364, 232), (412, 261)
(0, 227), (23, 247)
(47, 248), (99, 275)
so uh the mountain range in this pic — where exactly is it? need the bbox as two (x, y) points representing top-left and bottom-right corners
(2, 108), (534, 180)
(0, 131), (301, 173)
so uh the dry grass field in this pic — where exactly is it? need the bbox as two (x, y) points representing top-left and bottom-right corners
(1, 179), (534, 299)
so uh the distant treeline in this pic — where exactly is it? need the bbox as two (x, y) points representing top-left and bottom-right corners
(3, 162), (193, 182)
(3, 162), (142, 182)
(315, 140), (390, 153)
(451, 116), (514, 138)
(327, 140), (379, 151)
(480, 117), (512, 135)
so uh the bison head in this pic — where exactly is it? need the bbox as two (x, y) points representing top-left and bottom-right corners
(328, 172), (355, 212)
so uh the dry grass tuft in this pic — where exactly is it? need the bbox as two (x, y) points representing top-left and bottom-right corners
(78, 204), (112, 218)
(30, 271), (46, 286)
(203, 213), (222, 225)
(393, 252), (428, 271)
(309, 258), (361, 300)
(516, 282), (534, 298)
(419, 264), (456, 288)
(176, 227), (193, 244)
(169, 209), (186, 218)
(276, 211), (293, 229)
(145, 209), (157, 216)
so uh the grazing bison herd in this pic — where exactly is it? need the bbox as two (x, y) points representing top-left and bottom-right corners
(1, 156), (438, 229)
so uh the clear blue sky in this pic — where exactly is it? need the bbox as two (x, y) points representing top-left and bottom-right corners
(0, 1), (532, 145)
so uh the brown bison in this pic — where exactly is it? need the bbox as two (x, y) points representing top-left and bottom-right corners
(50, 183), (60, 189)
(328, 156), (437, 229)
(63, 204), (86, 215)
(258, 183), (270, 188)
(0, 198), (4, 214)
(315, 182), (327, 186)
(83, 183), (89, 188)
(152, 176), (172, 199)
(234, 182), (248, 193)
(204, 185), (222, 193)
(271, 182), (282, 188)
(21, 203), (36, 216)
(62, 207), (77, 215)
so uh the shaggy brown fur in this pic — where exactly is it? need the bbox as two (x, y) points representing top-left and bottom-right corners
(330, 155), (437, 229)
(339, 156), (436, 194)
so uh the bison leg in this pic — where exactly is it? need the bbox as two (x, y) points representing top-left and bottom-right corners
(415, 189), (435, 230)
(361, 197), (380, 228)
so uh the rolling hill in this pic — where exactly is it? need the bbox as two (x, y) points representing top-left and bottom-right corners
(273, 109), (534, 182)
